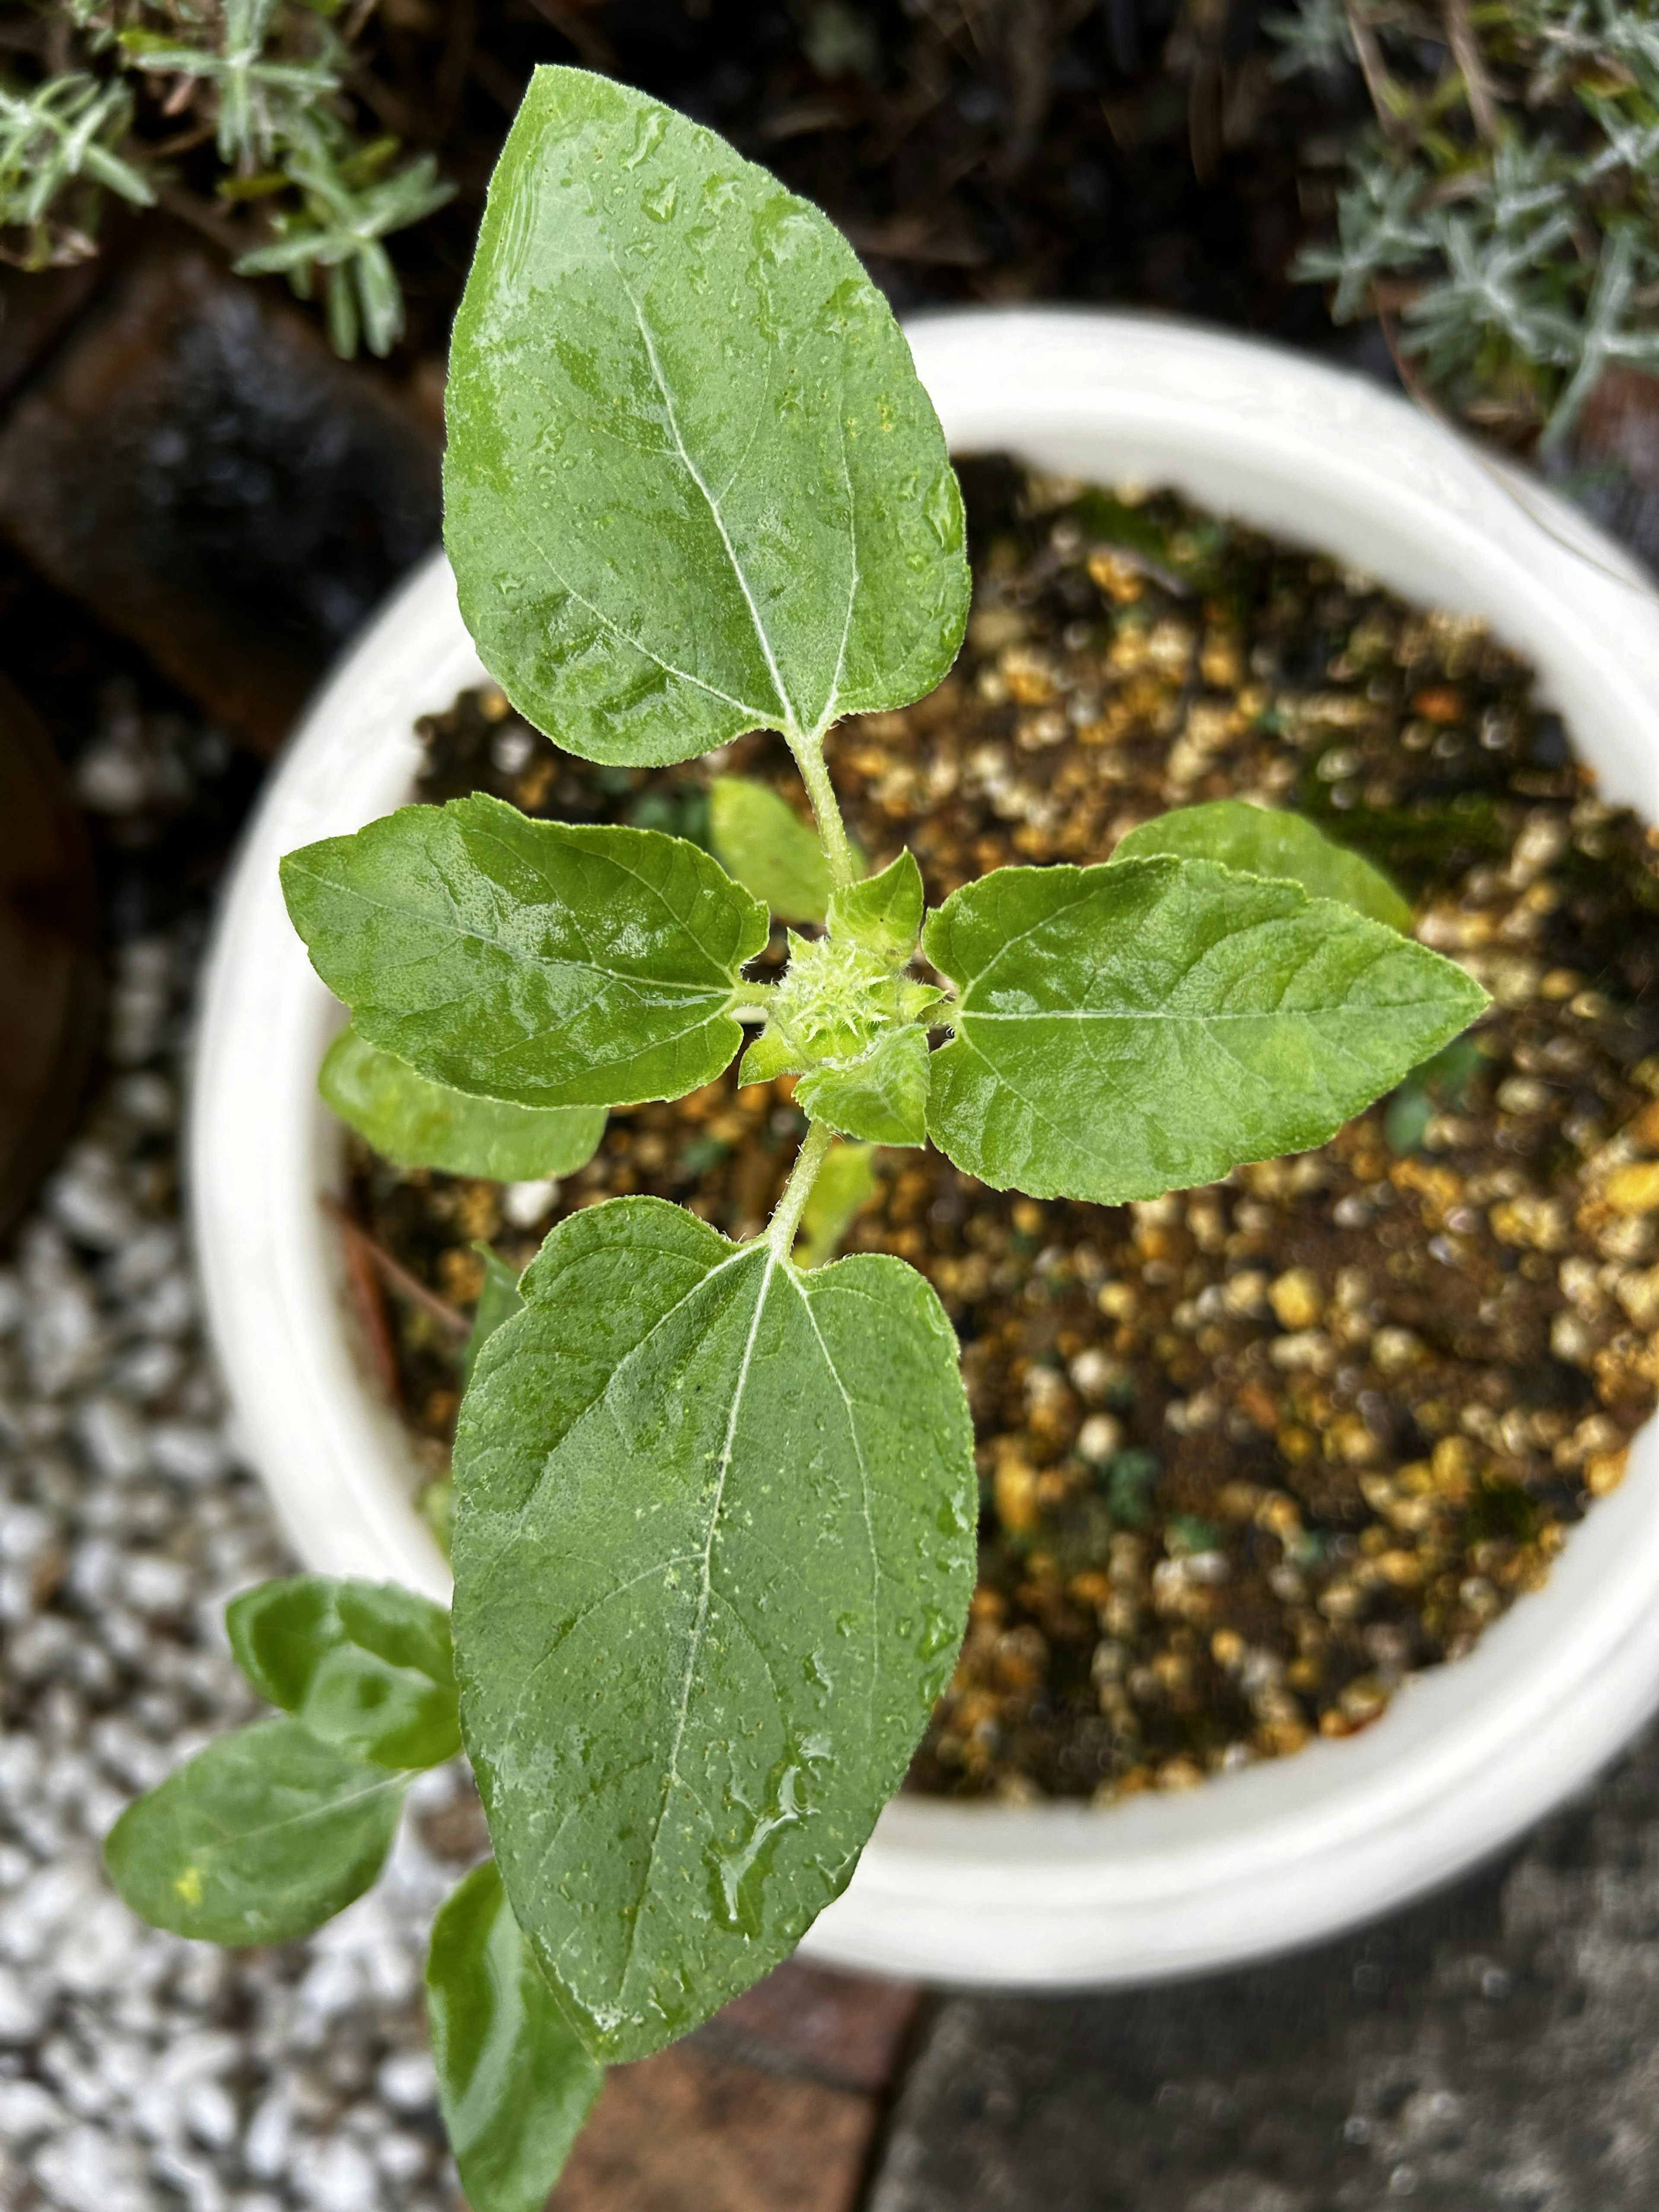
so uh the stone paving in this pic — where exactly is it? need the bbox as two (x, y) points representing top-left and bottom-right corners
(874, 1725), (1659, 2212)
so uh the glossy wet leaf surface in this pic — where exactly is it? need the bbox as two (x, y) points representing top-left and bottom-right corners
(709, 776), (837, 923)
(445, 67), (968, 764)
(451, 1195), (975, 2061)
(1112, 800), (1412, 930)
(320, 1025), (607, 1179)
(227, 1577), (461, 1770)
(103, 1719), (405, 1945)
(426, 1860), (603, 2212)
(282, 797), (768, 1109)
(923, 856), (1487, 1203)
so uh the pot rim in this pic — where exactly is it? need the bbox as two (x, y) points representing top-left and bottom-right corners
(190, 307), (1659, 1987)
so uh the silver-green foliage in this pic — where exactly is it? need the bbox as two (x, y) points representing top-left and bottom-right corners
(113, 67), (1491, 2212)
(1277, 0), (1659, 446)
(1, 3), (450, 354)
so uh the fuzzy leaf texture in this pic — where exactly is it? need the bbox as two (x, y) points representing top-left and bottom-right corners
(451, 1196), (976, 2061)
(227, 1576), (460, 1770)
(282, 797), (768, 1109)
(795, 1025), (931, 1146)
(923, 856), (1487, 1203)
(444, 66), (969, 764)
(103, 1719), (405, 1945)
(709, 777), (838, 922)
(321, 1025), (606, 1179)
(426, 1861), (604, 2212)
(828, 849), (925, 963)
(1111, 801), (1412, 930)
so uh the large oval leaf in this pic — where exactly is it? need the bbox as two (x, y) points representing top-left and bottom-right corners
(451, 1196), (975, 2061)
(444, 66), (969, 765)
(426, 1861), (604, 2212)
(281, 797), (768, 1109)
(103, 1719), (405, 1945)
(923, 855), (1487, 1204)
(320, 1025), (607, 1179)
(1111, 800), (1412, 930)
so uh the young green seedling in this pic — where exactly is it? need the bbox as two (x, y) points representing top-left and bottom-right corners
(106, 66), (1488, 2208)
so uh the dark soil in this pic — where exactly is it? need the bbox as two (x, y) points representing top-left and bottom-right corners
(343, 458), (1659, 1803)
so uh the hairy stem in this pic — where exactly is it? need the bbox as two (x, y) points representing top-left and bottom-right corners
(766, 1119), (834, 1262)
(788, 733), (859, 892)
(1443, 0), (1499, 145)
(1346, 1), (1405, 137)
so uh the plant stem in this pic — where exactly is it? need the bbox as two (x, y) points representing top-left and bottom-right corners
(766, 1119), (834, 1263)
(789, 732), (858, 892)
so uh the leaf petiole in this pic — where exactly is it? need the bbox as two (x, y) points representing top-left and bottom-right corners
(766, 1119), (835, 1262)
(788, 733), (860, 893)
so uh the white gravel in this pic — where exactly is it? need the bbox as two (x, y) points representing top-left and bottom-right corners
(0, 911), (477, 2212)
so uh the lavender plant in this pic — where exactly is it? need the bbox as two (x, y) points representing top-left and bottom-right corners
(1275, 0), (1659, 449)
(0, 0), (450, 355)
(104, 69), (1487, 2208)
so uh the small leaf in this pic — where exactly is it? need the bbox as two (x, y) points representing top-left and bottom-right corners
(321, 1025), (607, 1179)
(465, 1246), (525, 1382)
(452, 1196), (975, 2061)
(794, 1142), (879, 1268)
(924, 856), (1487, 1203)
(103, 1719), (405, 1945)
(709, 778), (837, 924)
(737, 1027), (798, 1087)
(445, 67), (968, 764)
(282, 797), (768, 1109)
(427, 1861), (603, 2212)
(227, 1577), (460, 1770)
(796, 1025), (931, 1146)
(1112, 801), (1412, 930)
(828, 849), (925, 963)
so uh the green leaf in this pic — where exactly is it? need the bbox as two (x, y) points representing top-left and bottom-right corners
(427, 1861), (604, 2212)
(103, 1719), (405, 1945)
(828, 849), (925, 963)
(443, 66), (969, 766)
(320, 1024), (607, 1179)
(451, 1196), (975, 2061)
(923, 856), (1487, 1204)
(465, 1246), (526, 1382)
(709, 777), (837, 924)
(282, 797), (768, 1109)
(796, 1025), (931, 1146)
(794, 1141), (879, 1268)
(1112, 801), (1412, 930)
(226, 1577), (460, 1770)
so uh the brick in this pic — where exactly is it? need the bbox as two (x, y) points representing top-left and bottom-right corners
(698, 1958), (923, 2092)
(0, 671), (98, 1236)
(0, 260), (107, 409)
(0, 241), (439, 753)
(550, 2041), (879, 2212)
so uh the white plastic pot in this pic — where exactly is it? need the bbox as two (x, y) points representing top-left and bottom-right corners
(192, 309), (1659, 1987)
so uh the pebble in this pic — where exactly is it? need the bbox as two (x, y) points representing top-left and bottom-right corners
(0, 876), (468, 2209)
